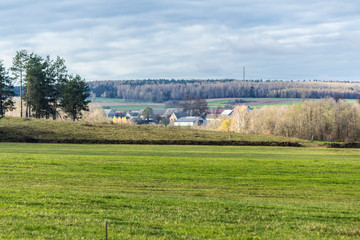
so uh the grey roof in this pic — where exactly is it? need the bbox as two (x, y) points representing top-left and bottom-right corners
(164, 108), (182, 116)
(152, 109), (167, 116)
(104, 109), (114, 114)
(127, 112), (140, 116)
(172, 112), (187, 118)
(175, 117), (205, 122)
(221, 109), (233, 115)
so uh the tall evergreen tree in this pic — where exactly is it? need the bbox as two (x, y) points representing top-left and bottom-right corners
(60, 74), (90, 121)
(0, 60), (15, 118)
(25, 53), (49, 118)
(48, 56), (67, 120)
(11, 49), (28, 117)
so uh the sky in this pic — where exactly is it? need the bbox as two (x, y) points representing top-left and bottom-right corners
(1, 0), (360, 81)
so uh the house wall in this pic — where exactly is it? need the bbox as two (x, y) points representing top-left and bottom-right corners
(169, 113), (177, 123)
(174, 121), (194, 127)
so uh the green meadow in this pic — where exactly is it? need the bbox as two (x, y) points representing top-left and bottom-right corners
(206, 98), (303, 109)
(1, 143), (360, 239)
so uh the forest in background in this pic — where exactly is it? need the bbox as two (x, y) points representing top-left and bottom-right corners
(88, 79), (360, 102)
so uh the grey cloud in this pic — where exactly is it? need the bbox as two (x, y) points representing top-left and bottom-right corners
(1, 0), (360, 80)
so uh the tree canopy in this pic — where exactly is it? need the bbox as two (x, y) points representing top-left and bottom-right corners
(60, 75), (90, 121)
(0, 60), (15, 118)
(4, 50), (91, 120)
(141, 106), (153, 121)
(88, 79), (360, 102)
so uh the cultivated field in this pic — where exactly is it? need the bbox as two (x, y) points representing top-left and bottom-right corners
(91, 98), (359, 112)
(205, 98), (304, 109)
(90, 98), (165, 112)
(90, 97), (304, 111)
(1, 143), (360, 239)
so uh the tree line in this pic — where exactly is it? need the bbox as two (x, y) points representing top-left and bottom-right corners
(0, 50), (90, 120)
(89, 79), (360, 102)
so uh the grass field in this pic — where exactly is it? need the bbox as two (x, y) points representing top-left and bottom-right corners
(0, 117), (306, 145)
(1, 143), (360, 239)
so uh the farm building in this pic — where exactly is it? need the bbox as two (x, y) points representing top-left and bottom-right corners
(220, 109), (233, 117)
(152, 109), (167, 118)
(164, 108), (182, 117)
(174, 117), (206, 127)
(104, 109), (115, 118)
(115, 111), (126, 118)
(169, 112), (187, 124)
(126, 111), (142, 121)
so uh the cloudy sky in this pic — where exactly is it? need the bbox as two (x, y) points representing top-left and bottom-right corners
(1, 0), (360, 81)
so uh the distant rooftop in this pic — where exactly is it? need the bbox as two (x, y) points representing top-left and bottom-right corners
(221, 110), (233, 115)
(175, 117), (205, 122)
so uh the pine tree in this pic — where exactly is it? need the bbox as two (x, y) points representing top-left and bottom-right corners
(0, 60), (15, 118)
(11, 50), (28, 117)
(46, 56), (67, 120)
(25, 53), (49, 118)
(60, 75), (90, 121)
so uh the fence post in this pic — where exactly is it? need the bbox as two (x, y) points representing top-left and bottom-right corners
(105, 220), (108, 240)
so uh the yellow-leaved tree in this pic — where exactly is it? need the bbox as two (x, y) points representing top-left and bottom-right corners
(220, 119), (232, 133)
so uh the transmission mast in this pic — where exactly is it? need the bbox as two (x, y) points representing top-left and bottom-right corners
(243, 66), (246, 81)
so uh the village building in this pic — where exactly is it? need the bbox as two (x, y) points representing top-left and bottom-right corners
(164, 108), (182, 118)
(126, 110), (142, 121)
(104, 109), (115, 118)
(152, 109), (167, 118)
(169, 112), (187, 124)
(220, 109), (233, 117)
(173, 117), (206, 127)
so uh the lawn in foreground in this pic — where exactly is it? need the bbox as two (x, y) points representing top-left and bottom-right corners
(1, 143), (360, 239)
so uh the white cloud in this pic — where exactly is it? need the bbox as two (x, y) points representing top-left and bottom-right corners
(1, 0), (360, 80)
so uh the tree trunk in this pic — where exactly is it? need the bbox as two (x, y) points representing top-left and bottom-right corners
(25, 103), (29, 118)
(0, 92), (3, 118)
(20, 72), (23, 118)
(53, 96), (58, 120)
